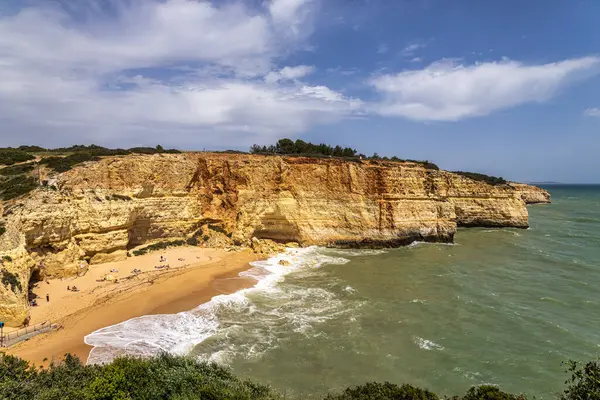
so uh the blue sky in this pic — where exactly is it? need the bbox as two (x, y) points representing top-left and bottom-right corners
(1, 0), (600, 182)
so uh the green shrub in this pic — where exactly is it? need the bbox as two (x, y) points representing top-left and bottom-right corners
(0, 222), (5, 236)
(0, 353), (281, 400)
(0, 162), (35, 176)
(0, 148), (35, 165)
(561, 360), (600, 400)
(37, 145), (181, 172)
(452, 171), (507, 186)
(324, 382), (439, 400)
(1, 269), (22, 293)
(459, 385), (526, 400)
(208, 224), (229, 236)
(249, 139), (440, 169)
(0, 175), (38, 200)
(18, 145), (47, 153)
(40, 152), (100, 173)
(186, 237), (199, 246)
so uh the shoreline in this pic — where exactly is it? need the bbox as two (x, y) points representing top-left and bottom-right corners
(6, 247), (261, 366)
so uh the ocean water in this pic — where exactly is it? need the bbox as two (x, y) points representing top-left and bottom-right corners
(85, 185), (600, 399)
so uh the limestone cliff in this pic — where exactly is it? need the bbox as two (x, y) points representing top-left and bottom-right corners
(0, 153), (549, 325)
(509, 183), (552, 204)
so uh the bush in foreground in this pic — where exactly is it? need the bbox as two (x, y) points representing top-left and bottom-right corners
(2, 354), (599, 400)
(0, 353), (281, 400)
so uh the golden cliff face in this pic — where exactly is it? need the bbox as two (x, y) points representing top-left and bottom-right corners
(509, 183), (552, 204)
(0, 153), (549, 325)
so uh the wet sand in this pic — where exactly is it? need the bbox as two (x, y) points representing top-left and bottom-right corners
(7, 247), (260, 366)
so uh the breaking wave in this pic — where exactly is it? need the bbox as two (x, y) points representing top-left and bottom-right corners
(85, 247), (352, 365)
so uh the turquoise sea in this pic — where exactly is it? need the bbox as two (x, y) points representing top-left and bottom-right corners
(86, 185), (600, 399)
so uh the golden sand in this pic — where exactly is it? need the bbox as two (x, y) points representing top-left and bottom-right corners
(6, 247), (260, 366)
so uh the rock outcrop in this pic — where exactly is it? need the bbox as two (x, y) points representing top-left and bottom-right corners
(0, 153), (549, 325)
(509, 183), (552, 204)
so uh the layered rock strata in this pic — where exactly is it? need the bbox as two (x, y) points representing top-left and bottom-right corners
(0, 153), (550, 325)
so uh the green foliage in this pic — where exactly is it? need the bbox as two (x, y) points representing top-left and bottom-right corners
(132, 240), (187, 256)
(17, 145), (47, 153)
(37, 145), (181, 172)
(0, 353), (281, 400)
(2, 255), (12, 262)
(324, 382), (439, 400)
(452, 171), (507, 186)
(459, 386), (526, 400)
(561, 360), (600, 400)
(250, 139), (440, 169)
(0, 162), (35, 176)
(0, 148), (35, 166)
(40, 152), (101, 173)
(208, 224), (229, 236)
(0, 175), (38, 200)
(250, 138), (358, 158)
(1, 269), (22, 293)
(1, 354), (600, 400)
(0, 222), (5, 236)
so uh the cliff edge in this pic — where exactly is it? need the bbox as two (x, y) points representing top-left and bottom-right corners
(0, 153), (549, 325)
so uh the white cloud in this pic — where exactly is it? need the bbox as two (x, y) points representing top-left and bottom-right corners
(265, 65), (315, 84)
(0, 0), (361, 148)
(377, 44), (388, 54)
(268, 0), (315, 37)
(584, 108), (600, 117)
(370, 57), (600, 121)
(401, 42), (425, 57)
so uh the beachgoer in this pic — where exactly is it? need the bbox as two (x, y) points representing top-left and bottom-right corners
(23, 315), (30, 327)
(67, 286), (70, 291)
(46, 294), (49, 302)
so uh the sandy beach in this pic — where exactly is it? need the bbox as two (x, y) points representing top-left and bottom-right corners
(6, 246), (261, 366)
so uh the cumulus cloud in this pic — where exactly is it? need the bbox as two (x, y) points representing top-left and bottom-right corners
(584, 108), (600, 117)
(370, 57), (600, 121)
(0, 0), (360, 148)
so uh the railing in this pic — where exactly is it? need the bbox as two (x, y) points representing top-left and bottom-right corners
(1, 321), (58, 347)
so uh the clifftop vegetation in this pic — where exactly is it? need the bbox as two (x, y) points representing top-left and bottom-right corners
(250, 138), (440, 170)
(0, 353), (597, 400)
(451, 171), (507, 186)
(0, 145), (181, 200)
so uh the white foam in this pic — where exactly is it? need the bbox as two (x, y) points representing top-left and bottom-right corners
(85, 247), (351, 365)
(413, 336), (444, 351)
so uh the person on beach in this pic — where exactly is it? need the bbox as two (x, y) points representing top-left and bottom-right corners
(46, 294), (49, 302)
(67, 286), (70, 291)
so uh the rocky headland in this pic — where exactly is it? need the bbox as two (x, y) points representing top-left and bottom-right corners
(0, 152), (550, 325)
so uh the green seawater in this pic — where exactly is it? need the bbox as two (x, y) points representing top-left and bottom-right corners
(221, 185), (600, 398)
(86, 185), (600, 398)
